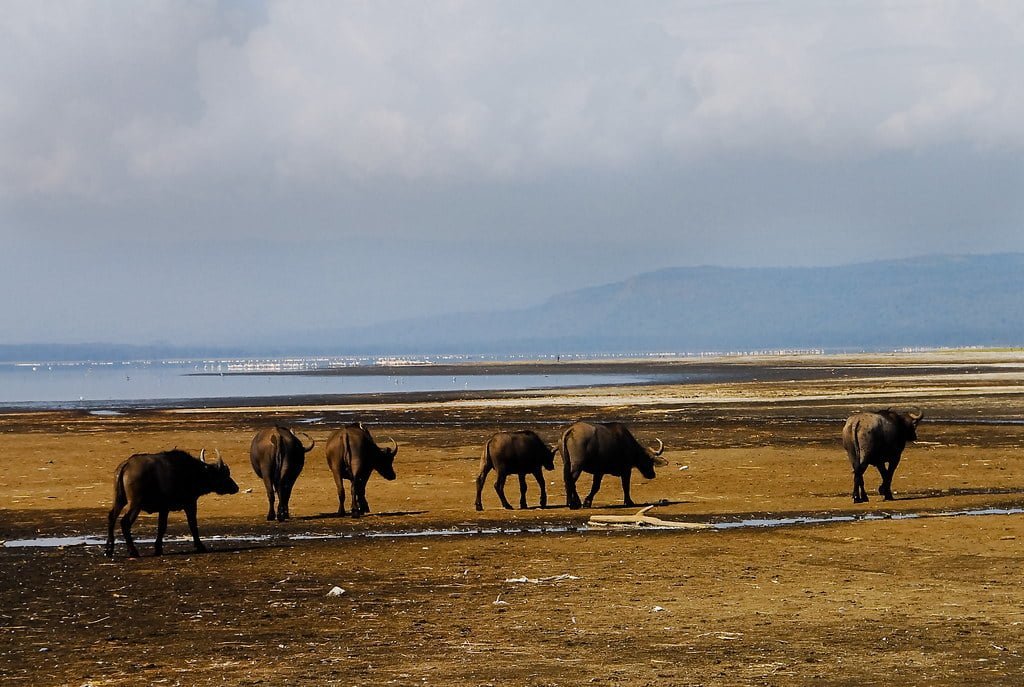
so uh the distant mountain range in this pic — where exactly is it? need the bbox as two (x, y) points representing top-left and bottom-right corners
(4, 254), (1023, 361)
(325, 253), (1024, 354)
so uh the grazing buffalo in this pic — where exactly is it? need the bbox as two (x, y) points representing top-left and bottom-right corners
(475, 430), (557, 511)
(250, 426), (315, 521)
(561, 421), (666, 509)
(105, 449), (239, 558)
(843, 408), (923, 503)
(324, 423), (398, 518)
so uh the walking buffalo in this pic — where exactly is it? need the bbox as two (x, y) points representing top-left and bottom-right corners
(475, 430), (557, 511)
(561, 421), (666, 509)
(325, 423), (398, 518)
(250, 426), (315, 521)
(105, 449), (239, 558)
(843, 408), (923, 503)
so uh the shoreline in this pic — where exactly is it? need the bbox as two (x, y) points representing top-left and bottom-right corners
(4, 350), (1024, 413)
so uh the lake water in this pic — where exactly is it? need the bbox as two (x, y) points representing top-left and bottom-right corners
(0, 358), (653, 409)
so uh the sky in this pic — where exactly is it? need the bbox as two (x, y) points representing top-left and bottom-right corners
(1, 1), (1023, 345)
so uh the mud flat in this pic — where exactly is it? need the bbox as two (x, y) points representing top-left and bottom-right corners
(3, 351), (1024, 685)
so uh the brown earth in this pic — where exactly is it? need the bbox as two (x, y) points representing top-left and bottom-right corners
(3, 352), (1024, 686)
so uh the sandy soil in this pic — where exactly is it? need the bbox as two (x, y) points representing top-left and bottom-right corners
(3, 352), (1024, 685)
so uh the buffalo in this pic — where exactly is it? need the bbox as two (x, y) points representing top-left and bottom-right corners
(250, 426), (315, 521)
(324, 423), (398, 518)
(105, 449), (239, 558)
(843, 408), (923, 503)
(561, 421), (666, 509)
(475, 430), (557, 511)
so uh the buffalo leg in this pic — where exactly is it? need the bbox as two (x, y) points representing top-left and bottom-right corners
(852, 463), (869, 503)
(880, 456), (900, 500)
(518, 474), (529, 509)
(276, 480), (292, 521)
(105, 497), (126, 557)
(154, 510), (169, 556)
(583, 474), (604, 508)
(474, 462), (492, 511)
(565, 468), (583, 509)
(261, 476), (276, 521)
(621, 472), (634, 507)
(494, 472), (514, 510)
(359, 491), (370, 514)
(875, 464), (888, 498)
(332, 470), (347, 516)
(184, 502), (207, 553)
(534, 470), (547, 509)
(351, 477), (365, 518)
(120, 504), (142, 558)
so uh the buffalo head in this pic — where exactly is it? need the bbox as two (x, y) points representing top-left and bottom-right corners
(542, 446), (557, 471)
(636, 438), (667, 479)
(902, 409), (924, 441)
(377, 437), (399, 481)
(202, 448), (240, 495)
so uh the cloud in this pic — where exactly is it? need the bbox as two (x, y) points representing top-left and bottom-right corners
(2, 0), (1023, 220)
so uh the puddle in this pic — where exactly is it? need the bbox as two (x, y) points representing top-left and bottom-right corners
(1, 526), (575, 549)
(695, 506), (1024, 530)
(4, 507), (1024, 549)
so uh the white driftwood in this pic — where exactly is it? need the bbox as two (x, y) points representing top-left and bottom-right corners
(587, 505), (712, 530)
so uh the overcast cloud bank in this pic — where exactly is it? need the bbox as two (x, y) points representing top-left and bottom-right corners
(2, 2), (1022, 345)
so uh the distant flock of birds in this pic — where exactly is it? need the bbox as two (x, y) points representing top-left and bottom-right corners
(104, 408), (923, 558)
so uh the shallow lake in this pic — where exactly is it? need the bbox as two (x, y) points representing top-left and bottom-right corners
(0, 359), (660, 408)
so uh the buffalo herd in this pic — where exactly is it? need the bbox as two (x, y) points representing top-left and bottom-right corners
(104, 409), (923, 557)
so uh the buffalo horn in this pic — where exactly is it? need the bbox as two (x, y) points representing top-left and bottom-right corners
(908, 408), (924, 421)
(199, 448), (207, 463)
(388, 437), (399, 455)
(652, 438), (664, 456)
(299, 432), (316, 453)
(215, 448), (224, 467)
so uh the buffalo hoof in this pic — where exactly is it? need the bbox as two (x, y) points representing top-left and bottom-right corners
(266, 513), (276, 521)
(127, 549), (141, 559)
(194, 543), (208, 554)
(475, 505), (483, 512)
(104, 547), (114, 558)
(154, 548), (163, 557)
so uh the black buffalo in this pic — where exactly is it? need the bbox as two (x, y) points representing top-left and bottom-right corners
(561, 421), (666, 509)
(105, 449), (239, 558)
(475, 430), (557, 511)
(250, 426), (315, 521)
(843, 408), (923, 503)
(324, 423), (398, 518)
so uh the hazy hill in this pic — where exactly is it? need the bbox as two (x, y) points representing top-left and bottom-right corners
(326, 253), (1024, 354)
(5, 254), (1022, 361)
